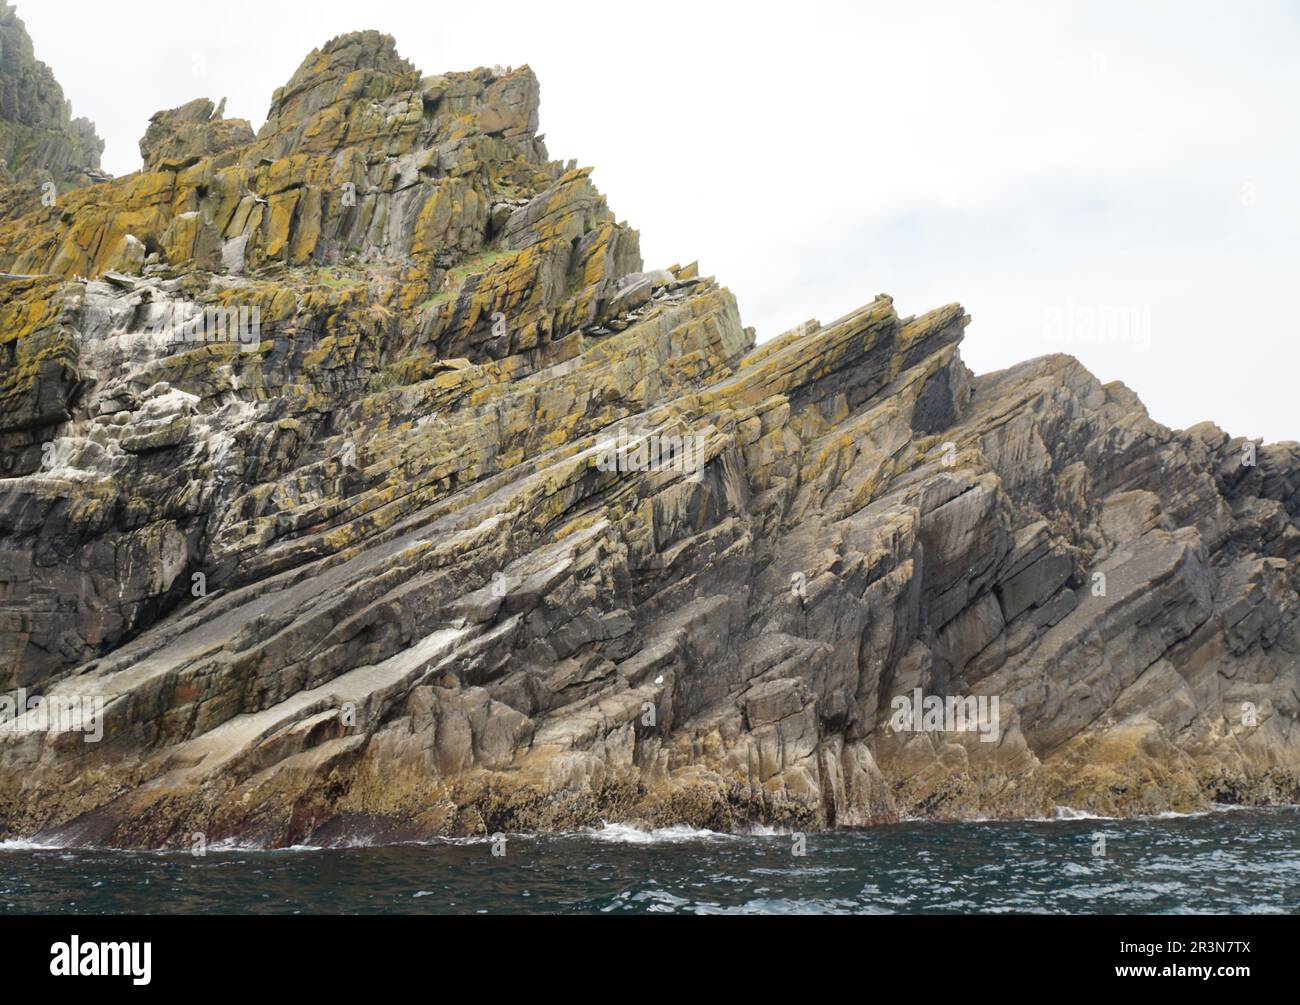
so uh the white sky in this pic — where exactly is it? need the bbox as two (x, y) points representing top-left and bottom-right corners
(18, 0), (1300, 441)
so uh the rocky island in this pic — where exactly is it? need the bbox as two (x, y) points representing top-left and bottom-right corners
(0, 24), (1296, 848)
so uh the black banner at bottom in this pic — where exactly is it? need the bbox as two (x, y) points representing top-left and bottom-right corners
(0, 914), (1286, 990)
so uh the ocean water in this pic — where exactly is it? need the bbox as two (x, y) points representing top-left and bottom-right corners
(2, 807), (1297, 915)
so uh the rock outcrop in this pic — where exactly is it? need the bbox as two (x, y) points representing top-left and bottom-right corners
(139, 98), (255, 173)
(0, 31), (1295, 848)
(0, 3), (104, 187)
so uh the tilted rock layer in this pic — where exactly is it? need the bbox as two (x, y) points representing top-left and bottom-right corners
(0, 32), (1296, 848)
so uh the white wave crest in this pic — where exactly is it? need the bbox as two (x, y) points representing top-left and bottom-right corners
(584, 823), (734, 844)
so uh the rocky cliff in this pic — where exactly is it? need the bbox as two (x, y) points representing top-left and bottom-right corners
(0, 31), (1296, 848)
(0, 3), (104, 188)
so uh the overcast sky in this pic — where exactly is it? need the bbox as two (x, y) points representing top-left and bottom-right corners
(19, 0), (1300, 442)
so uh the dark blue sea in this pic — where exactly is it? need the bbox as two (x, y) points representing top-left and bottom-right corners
(3, 807), (1297, 915)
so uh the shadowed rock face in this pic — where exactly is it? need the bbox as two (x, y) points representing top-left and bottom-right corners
(0, 2), (103, 186)
(0, 31), (1296, 849)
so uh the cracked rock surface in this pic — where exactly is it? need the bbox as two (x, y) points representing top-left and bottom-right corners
(0, 31), (1296, 847)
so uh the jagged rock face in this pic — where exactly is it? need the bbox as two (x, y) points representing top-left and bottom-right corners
(0, 2), (103, 186)
(0, 32), (1296, 848)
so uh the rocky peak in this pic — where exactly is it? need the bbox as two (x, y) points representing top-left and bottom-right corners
(139, 97), (255, 172)
(0, 31), (564, 286)
(255, 30), (545, 168)
(257, 31), (418, 151)
(0, 1), (104, 185)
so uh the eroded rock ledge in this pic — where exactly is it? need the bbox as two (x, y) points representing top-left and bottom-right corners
(0, 31), (1296, 848)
